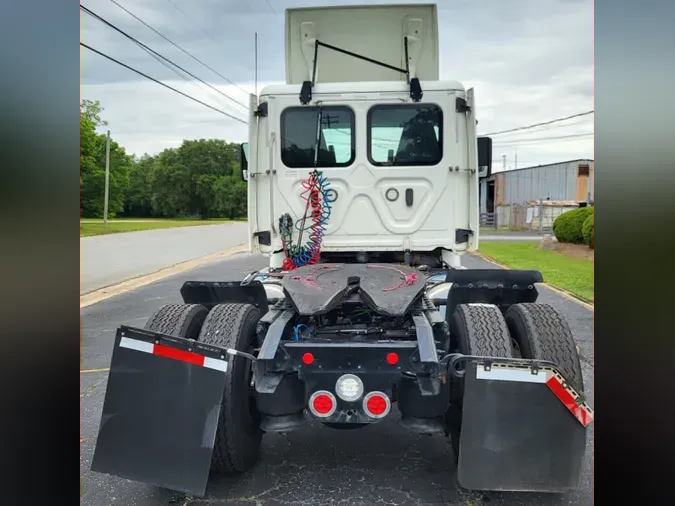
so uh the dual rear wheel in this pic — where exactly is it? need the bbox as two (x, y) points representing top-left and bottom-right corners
(143, 300), (584, 475)
(446, 302), (584, 462)
(144, 302), (263, 474)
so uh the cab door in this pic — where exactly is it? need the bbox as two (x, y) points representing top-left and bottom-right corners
(269, 90), (472, 254)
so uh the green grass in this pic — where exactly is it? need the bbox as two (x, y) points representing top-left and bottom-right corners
(477, 241), (594, 302)
(80, 218), (240, 237)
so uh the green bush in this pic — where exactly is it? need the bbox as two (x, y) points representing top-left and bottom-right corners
(582, 213), (594, 249)
(553, 206), (594, 244)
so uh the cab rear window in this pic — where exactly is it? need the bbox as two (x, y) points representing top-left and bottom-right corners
(367, 104), (442, 166)
(280, 106), (355, 168)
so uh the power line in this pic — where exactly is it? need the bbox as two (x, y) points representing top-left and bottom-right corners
(161, 0), (251, 95)
(493, 132), (593, 146)
(493, 117), (593, 138)
(263, 0), (277, 13)
(108, 0), (250, 99)
(80, 5), (248, 114)
(480, 111), (594, 136)
(80, 42), (248, 124)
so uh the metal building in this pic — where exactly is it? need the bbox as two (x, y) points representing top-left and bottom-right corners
(479, 159), (594, 229)
(480, 159), (594, 213)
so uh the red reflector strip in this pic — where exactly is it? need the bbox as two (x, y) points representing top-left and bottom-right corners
(154, 343), (205, 366)
(546, 375), (593, 427)
(476, 364), (594, 427)
(119, 336), (228, 372)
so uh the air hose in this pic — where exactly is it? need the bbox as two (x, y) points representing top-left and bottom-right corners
(280, 169), (334, 270)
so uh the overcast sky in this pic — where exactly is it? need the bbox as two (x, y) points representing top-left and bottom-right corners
(80, 0), (593, 170)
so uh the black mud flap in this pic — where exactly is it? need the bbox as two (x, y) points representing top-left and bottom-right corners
(90, 326), (230, 497)
(456, 361), (593, 493)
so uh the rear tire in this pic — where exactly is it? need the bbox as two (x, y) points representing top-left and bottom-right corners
(447, 304), (513, 463)
(197, 303), (263, 474)
(144, 303), (208, 338)
(450, 303), (514, 358)
(504, 303), (584, 391)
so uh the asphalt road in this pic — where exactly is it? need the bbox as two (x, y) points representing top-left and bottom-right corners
(80, 252), (593, 506)
(80, 222), (249, 295)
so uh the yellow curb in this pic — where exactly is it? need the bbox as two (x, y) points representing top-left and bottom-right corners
(80, 368), (110, 374)
(80, 243), (249, 308)
(467, 250), (594, 312)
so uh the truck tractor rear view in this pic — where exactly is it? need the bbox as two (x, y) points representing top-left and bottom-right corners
(90, 3), (593, 497)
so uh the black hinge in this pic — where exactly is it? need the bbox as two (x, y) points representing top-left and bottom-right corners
(409, 78), (423, 102)
(456, 97), (471, 113)
(455, 228), (473, 244)
(254, 231), (271, 246)
(254, 102), (268, 117)
(299, 81), (313, 105)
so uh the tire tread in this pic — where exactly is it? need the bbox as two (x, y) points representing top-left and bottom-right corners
(198, 303), (262, 473)
(144, 303), (207, 338)
(505, 303), (583, 389)
(453, 304), (513, 357)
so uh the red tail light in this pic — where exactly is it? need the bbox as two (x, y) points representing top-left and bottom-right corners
(309, 390), (336, 418)
(386, 352), (399, 365)
(363, 391), (391, 419)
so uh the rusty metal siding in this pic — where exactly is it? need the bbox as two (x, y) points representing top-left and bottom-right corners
(494, 172), (505, 206)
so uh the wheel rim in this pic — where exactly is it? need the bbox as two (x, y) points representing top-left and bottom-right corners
(511, 337), (523, 358)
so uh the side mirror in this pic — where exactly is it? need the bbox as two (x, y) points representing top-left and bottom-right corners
(240, 142), (249, 182)
(477, 137), (492, 178)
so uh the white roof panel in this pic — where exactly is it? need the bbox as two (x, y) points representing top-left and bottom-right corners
(285, 4), (439, 85)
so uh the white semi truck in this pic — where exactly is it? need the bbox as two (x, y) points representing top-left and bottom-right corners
(91, 3), (592, 498)
(242, 3), (484, 273)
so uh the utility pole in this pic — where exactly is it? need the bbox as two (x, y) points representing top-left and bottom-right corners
(254, 32), (258, 97)
(514, 148), (518, 170)
(502, 154), (506, 171)
(538, 196), (544, 233)
(103, 130), (111, 227)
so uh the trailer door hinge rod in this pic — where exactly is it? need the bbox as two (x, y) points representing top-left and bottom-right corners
(300, 38), (423, 105)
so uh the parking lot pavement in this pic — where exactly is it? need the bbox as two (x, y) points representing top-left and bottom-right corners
(80, 252), (593, 506)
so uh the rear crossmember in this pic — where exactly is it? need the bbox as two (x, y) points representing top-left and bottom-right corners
(253, 308), (442, 397)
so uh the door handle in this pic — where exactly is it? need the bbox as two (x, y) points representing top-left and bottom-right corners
(405, 188), (413, 207)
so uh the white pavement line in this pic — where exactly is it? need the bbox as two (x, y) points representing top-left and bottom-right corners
(80, 243), (249, 308)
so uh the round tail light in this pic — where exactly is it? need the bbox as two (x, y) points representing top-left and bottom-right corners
(363, 391), (391, 419)
(309, 390), (337, 418)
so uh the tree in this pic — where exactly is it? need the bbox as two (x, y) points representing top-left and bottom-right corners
(80, 100), (131, 218)
(81, 100), (247, 220)
(144, 138), (246, 219)
(124, 154), (156, 217)
(149, 148), (192, 217)
(176, 139), (239, 217)
(80, 100), (106, 217)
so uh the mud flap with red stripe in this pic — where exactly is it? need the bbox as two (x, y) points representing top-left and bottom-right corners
(90, 326), (230, 497)
(456, 361), (593, 492)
